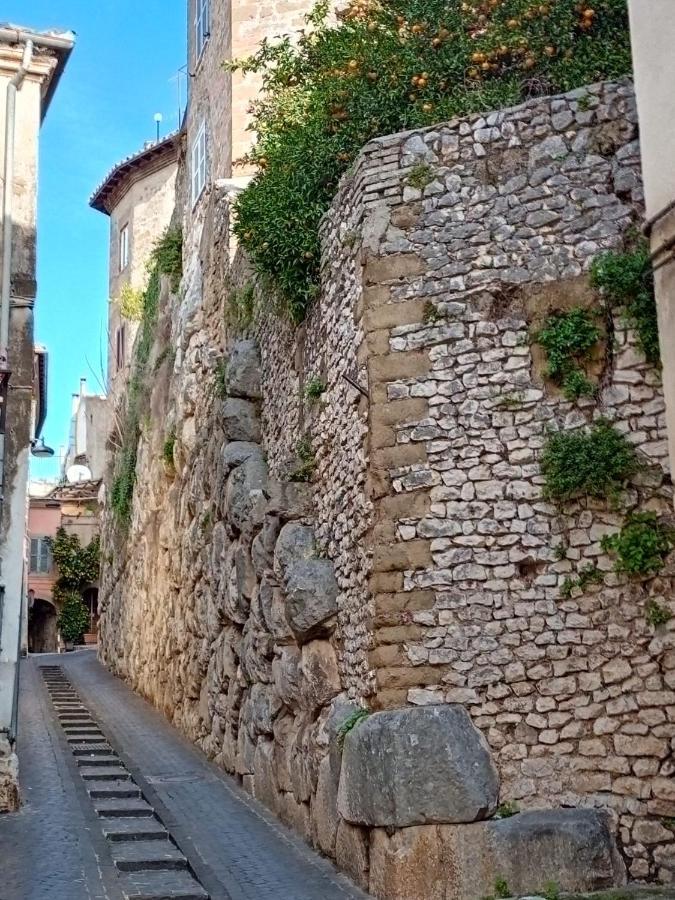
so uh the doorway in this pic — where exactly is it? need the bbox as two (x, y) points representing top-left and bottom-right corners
(28, 598), (57, 653)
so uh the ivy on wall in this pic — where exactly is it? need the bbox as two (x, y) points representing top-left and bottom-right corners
(230, 0), (631, 321)
(110, 227), (183, 527)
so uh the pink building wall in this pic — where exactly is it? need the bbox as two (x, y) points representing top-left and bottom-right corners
(27, 503), (61, 603)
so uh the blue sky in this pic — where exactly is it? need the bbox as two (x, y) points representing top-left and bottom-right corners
(7, 1), (186, 478)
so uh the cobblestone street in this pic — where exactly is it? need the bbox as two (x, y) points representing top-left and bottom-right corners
(0, 650), (368, 900)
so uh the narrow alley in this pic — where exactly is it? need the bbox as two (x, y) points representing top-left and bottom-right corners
(0, 651), (368, 900)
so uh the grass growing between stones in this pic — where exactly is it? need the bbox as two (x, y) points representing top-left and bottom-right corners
(645, 599), (672, 629)
(541, 420), (638, 504)
(289, 436), (317, 482)
(304, 376), (327, 402)
(230, 0), (631, 321)
(336, 708), (369, 749)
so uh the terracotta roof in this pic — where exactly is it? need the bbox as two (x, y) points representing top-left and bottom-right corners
(49, 480), (101, 502)
(89, 132), (180, 215)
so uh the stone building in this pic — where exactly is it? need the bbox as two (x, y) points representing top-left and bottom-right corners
(90, 134), (179, 396)
(0, 23), (74, 813)
(98, 2), (675, 896)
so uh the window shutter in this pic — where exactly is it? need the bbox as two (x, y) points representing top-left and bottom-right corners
(30, 539), (38, 573)
(40, 540), (50, 573)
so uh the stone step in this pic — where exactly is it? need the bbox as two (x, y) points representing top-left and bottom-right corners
(72, 744), (114, 756)
(58, 715), (92, 722)
(119, 870), (208, 900)
(81, 766), (131, 782)
(62, 728), (102, 736)
(101, 817), (169, 843)
(67, 734), (106, 744)
(88, 782), (141, 800)
(94, 797), (154, 818)
(111, 840), (187, 873)
(77, 755), (120, 767)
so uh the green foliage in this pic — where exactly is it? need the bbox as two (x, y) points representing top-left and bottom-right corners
(495, 801), (519, 819)
(150, 227), (183, 291)
(216, 359), (229, 398)
(336, 708), (370, 749)
(228, 283), (256, 330)
(542, 881), (561, 900)
(553, 541), (568, 561)
(305, 375), (327, 401)
(560, 563), (604, 599)
(423, 300), (441, 325)
(541, 420), (638, 503)
(535, 308), (601, 400)
(57, 591), (90, 644)
(118, 284), (144, 321)
(50, 528), (100, 591)
(153, 345), (175, 373)
(162, 430), (176, 469)
(231, 0), (631, 320)
(494, 876), (511, 899)
(290, 436), (317, 482)
(663, 817), (675, 832)
(111, 445), (138, 526)
(645, 599), (672, 628)
(601, 512), (674, 577)
(407, 162), (435, 189)
(590, 241), (659, 365)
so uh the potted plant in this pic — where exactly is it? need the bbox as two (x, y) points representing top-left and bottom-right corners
(57, 592), (90, 651)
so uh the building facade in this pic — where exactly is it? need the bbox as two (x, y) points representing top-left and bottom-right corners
(63, 378), (110, 482)
(90, 135), (179, 396)
(0, 24), (73, 813)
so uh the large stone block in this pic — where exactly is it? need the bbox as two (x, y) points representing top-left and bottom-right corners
(367, 809), (626, 900)
(273, 523), (316, 580)
(338, 705), (499, 827)
(285, 559), (339, 642)
(225, 453), (268, 532)
(443, 809), (626, 900)
(222, 398), (261, 443)
(225, 339), (261, 400)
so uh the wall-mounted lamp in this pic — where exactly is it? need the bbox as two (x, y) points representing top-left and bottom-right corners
(31, 438), (55, 458)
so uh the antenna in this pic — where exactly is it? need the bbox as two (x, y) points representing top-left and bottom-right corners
(154, 112), (163, 142)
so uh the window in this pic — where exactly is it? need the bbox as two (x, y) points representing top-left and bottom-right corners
(29, 538), (52, 574)
(119, 224), (129, 272)
(191, 120), (208, 206)
(115, 324), (126, 373)
(195, 0), (210, 62)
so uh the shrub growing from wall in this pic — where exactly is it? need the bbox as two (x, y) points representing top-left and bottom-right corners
(231, 0), (632, 320)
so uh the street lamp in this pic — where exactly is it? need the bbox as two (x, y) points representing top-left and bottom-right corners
(30, 438), (54, 458)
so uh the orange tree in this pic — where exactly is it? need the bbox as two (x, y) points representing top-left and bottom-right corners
(230, 0), (631, 322)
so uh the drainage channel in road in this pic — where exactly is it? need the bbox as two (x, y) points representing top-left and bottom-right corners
(40, 665), (209, 900)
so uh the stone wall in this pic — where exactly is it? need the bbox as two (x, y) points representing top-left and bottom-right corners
(100, 78), (674, 894)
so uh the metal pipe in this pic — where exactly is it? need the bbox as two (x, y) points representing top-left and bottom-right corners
(0, 27), (72, 53)
(0, 39), (34, 371)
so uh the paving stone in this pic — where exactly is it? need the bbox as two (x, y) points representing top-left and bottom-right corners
(119, 869), (208, 900)
(111, 840), (188, 872)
